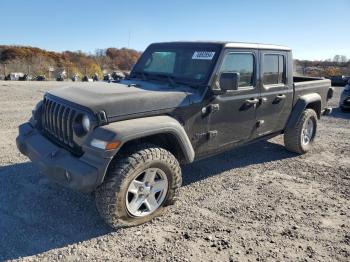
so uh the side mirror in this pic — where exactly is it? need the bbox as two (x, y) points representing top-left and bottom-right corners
(219, 72), (240, 91)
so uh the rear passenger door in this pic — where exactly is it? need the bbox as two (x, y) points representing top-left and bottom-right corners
(256, 51), (293, 136)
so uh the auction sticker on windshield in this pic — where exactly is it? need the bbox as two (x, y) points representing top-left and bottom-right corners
(192, 51), (215, 60)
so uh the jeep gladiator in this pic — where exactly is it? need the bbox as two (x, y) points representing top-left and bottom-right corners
(17, 41), (333, 228)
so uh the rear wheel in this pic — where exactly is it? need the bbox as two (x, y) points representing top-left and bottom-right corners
(284, 109), (317, 154)
(95, 144), (182, 229)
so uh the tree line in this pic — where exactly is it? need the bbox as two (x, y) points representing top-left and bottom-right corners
(0, 45), (141, 79)
(294, 55), (350, 77)
(0, 45), (349, 79)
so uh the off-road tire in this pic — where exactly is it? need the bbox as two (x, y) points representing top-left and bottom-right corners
(95, 144), (182, 229)
(284, 109), (318, 154)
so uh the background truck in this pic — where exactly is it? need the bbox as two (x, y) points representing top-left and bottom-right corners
(17, 41), (333, 228)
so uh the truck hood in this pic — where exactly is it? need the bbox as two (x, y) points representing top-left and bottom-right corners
(47, 81), (194, 120)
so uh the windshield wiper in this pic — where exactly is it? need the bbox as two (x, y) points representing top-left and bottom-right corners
(147, 73), (177, 87)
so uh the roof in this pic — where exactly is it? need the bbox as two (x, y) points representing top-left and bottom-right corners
(152, 41), (291, 51)
(224, 42), (291, 51)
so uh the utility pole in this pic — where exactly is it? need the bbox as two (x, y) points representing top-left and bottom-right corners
(3, 63), (7, 77)
(128, 29), (131, 49)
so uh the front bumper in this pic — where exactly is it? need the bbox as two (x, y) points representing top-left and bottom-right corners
(16, 123), (110, 192)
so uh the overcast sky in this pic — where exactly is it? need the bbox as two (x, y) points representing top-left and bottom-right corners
(1, 0), (349, 60)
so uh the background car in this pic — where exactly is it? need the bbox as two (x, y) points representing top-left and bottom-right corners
(340, 79), (350, 112)
(103, 74), (113, 82)
(328, 75), (350, 86)
(111, 71), (125, 81)
(33, 75), (46, 81)
(82, 75), (93, 82)
(92, 74), (99, 81)
(18, 74), (32, 81)
(71, 74), (79, 82)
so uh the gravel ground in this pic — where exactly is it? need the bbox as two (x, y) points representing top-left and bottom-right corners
(0, 81), (349, 262)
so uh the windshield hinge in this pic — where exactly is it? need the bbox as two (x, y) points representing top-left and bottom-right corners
(97, 111), (108, 125)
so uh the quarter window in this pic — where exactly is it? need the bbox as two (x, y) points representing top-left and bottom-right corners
(263, 54), (286, 85)
(219, 53), (254, 87)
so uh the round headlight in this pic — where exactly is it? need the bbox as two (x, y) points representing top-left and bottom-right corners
(82, 115), (91, 132)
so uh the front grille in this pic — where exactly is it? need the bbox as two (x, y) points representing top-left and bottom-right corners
(41, 97), (77, 150)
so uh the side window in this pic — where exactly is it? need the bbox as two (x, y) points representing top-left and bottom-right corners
(263, 54), (285, 85)
(219, 53), (254, 88)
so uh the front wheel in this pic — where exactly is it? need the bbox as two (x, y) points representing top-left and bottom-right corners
(95, 144), (182, 229)
(284, 109), (318, 154)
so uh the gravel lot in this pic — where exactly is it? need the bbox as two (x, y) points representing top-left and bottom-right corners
(0, 81), (349, 262)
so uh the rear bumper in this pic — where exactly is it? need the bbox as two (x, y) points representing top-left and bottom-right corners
(16, 123), (109, 193)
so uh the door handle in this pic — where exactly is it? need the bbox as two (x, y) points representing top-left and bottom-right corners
(245, 98), (260, 105)
(276, 94), (286, 100)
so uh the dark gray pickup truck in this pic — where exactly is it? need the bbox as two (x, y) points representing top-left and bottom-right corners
(17, 41), (333, 228)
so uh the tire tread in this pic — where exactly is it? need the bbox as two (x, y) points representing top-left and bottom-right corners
(284, 108), (317, 154)
(95, 144), (182, 229)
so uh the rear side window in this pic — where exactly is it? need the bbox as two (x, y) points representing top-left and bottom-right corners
(219, 53), (254, 87)
(263, 54), (285, 85)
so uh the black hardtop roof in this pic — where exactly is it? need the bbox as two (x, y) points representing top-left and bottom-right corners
(150, 41), (291, 51)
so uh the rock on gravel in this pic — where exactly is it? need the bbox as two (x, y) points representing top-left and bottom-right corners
(0, 81), (349, 261)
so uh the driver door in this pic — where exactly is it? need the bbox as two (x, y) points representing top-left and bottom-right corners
(207, 49), (259, 151)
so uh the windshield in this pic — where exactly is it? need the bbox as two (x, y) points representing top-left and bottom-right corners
(131, 43), (221, 86)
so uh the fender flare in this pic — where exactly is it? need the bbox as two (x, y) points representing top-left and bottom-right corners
(286, 93), (321, 129)
(91, 115), (195, 163)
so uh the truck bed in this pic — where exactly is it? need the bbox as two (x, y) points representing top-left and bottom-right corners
(294, 76), (326, 83)
(293, 76), (332, 112)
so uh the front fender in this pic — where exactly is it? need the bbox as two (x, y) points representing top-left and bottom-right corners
(84, 116), (195, 182)
(105, 116), (194, 161)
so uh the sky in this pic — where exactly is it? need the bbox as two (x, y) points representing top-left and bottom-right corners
(0, 0), (349, 60)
